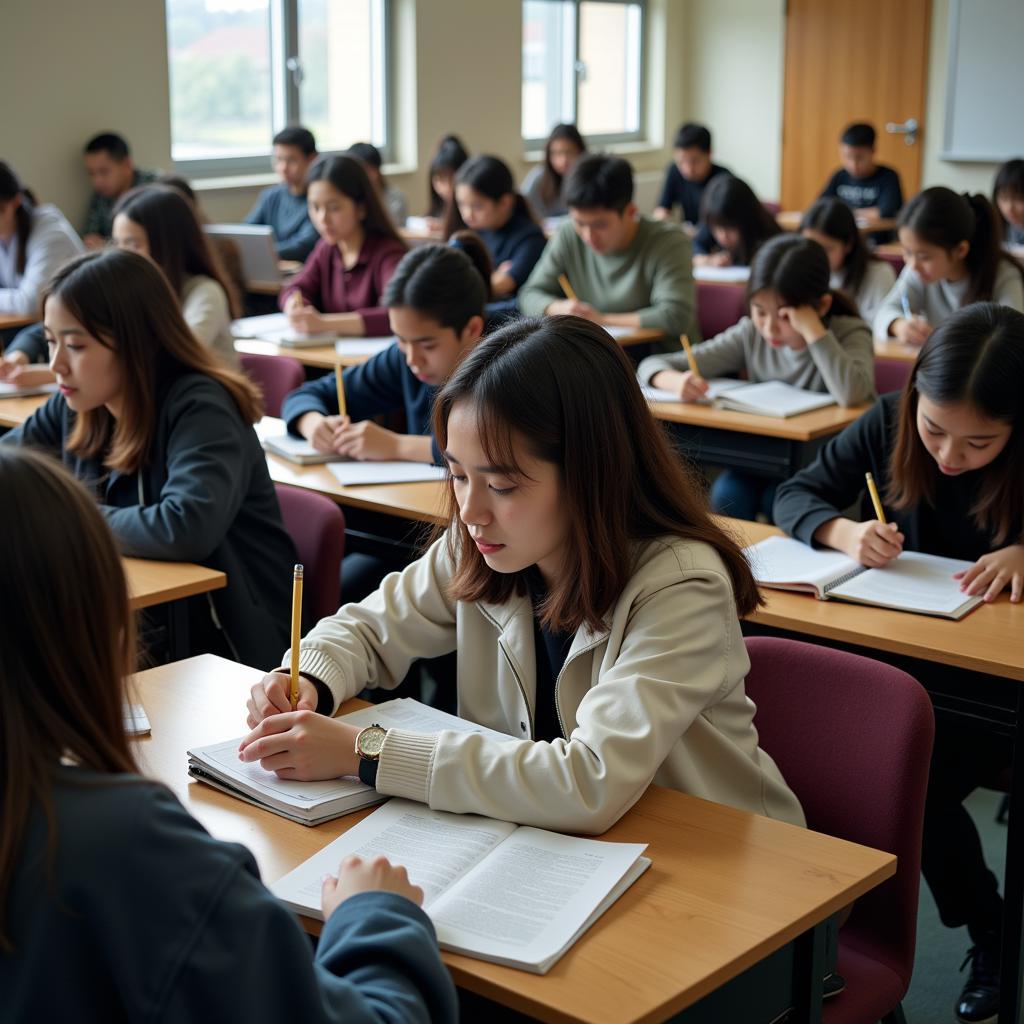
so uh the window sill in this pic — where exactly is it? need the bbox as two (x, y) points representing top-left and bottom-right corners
(522, 139), (663, 162)
(191, 162), (418, 194)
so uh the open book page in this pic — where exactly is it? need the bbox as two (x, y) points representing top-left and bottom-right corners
(717, 381), (836, 418)
(231, 313), (336, 344)
(693, 265), (750, 283)
(0, 381), (58, 398)
(745, 535), (863, 598)
(641, 379), (746, 404)
(261, 433), (345, 464)
(829, 550), (983, 618)
(327, 461), (448, 486)
(340, 698), (516, 744)
(334, 337), (396, 357)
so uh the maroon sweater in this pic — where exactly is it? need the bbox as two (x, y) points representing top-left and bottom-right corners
(280, 233), (407, 335)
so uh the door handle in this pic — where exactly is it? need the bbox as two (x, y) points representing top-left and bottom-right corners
(885, 118), (919, 146)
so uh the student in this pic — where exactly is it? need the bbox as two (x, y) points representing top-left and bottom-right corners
(692, 174), (781, 267)
(800, 197), (896, 325)
(0, 447), (457, 1024)
(444, 155), (546, 300)
(0, 249), (296, 668)
(239, 316), (805, 837)
(521, 123), (587, 220)
(773, 304), (1024, 1023)
(873, 187), (1024, 346)
(346, 142), (408, 227)
(639, 234), (876, 521)
(519, 154), (697, 354)
(819, 122), (903, 224)
(0, 162), (83, 317)
(113, 185), (241, 369)
(244, 126), (320, 261)
(424, 134), (469, 227)
(281, 156), (407, 337)
(653, 122), (731, 227)
(993, 158), (1024, 248)
(80, 132), (158, 248)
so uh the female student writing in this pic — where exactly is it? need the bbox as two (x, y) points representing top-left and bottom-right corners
(445, 155), (547, 300)
(521, 124), (587, 220)
(773, 304), (1024, 1022)
(424, 134), (469, 228)
(874, 186), (1024, 345)
(0, 161), (82, 316)
(239, 316), (805, 836)
(639, 234), (876, 520)
(282, 156), (407, 337)
(692, 174), (781, 267)
(993, 158), (1024, 248)
(0, 447), (457, 1024)
(0, 249), (296, 668)
(800, 197), (896, 325)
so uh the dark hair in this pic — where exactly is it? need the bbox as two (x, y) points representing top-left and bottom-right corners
(84, 132), (130, 160)
(747, 234), (860, 319)
(673, 122), (712, 152)
(0, 447), (139, 952)
(272, 126), (317, 156)
(431, 316), (762, 631)
(306, 155), (407, 246)
(42, 250), (262, 473)
(701, 175), (781, 266)
(0, 161), (37, 276)
(157, 173), (196, 204)
(564, 154), (634, 214)
(346, 141), (390, 192)
(841, 123), (876, 148)
(444, 155), (534, 236)
(427, 134), (470, 218)
(535, 124), (587, 207)
(447, 230), (493, 300)
(898, 186), (1024, 305)
(889, 303), (1024, 545)
(799, 196), (872, 296)
(383, 240), (489, 332)
(113, 185), (241, 318)
(993, 159), (1024, 238)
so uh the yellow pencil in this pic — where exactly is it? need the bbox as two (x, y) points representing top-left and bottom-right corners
(557, 274), (578, 301)
(335, 364), (347, 419)
(680, 334), (700, 378)
(865, 472), (887, 524)
(290, 564), (304, 710)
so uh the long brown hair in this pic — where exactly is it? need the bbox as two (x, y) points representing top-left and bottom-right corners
(888, 303), (1024, 544)
(306, 155), (407, 248)
(431, 316), (761, 631)
(113, 184), (242, 318)
(44, 249), (262, 474)
(444, 155), (537, 237)
(0, 448), (139, 952)
(0, 161), (38, 277)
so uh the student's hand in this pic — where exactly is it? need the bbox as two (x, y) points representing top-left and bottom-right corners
(846, 520), (905, 567)
(676, 371), (710, 402)
(490, 263), (517, 298)
(322, 856), (424, 920)
(298, 412), (348, 453)
(954, 544), (1024, 603)
(652, 206), (671, 222)
(857, 206), (881, 222)
(708, 251), (733, 267)
(781, 305), (827, 345)
(246, 671), (320, 727)
(892, 317), (932, 347)
(0, 351), (29, 378)
(0, 364), (57, 387)
(334, 419), (400, 461)
(546, 298), (598, 321)
(284, 291), (306, 314)
(82, 233), (106, 251)
(238, 711), (360, 780)
(287, 303), (326, 335)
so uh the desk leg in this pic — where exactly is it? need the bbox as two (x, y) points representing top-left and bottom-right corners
(998, 686), (1024, 1024)
(790, 922), (826, 1024)
(167, 599), (189, 663)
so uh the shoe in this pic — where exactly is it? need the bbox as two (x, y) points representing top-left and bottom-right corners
(822, 972), (846, 999)
(956, 945), (1000, 1024)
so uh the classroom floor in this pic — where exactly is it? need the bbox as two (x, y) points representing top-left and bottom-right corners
(903, 788), (1008, 1022)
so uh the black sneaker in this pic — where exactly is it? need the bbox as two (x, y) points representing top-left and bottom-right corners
(956, 945), (1000, 1024)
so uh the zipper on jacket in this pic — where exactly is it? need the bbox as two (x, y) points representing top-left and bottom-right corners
(498, 642), (534, 739)
(551, 633), (607, 741)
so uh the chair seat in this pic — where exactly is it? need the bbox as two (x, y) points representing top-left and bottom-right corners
(824, 944), (906, 1023)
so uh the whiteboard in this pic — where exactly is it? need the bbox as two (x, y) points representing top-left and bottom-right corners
(942, 0), (1024, 162)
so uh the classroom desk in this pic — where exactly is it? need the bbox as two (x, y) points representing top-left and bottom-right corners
(134, 653), (895, 1024)
(727, 517), (1024, 1023)
(874, 338), (920, 363)
(0, 392), (48, 428)
(235, 338), (378, 370)
(245, 260), (302, 296)
(0, 312), (35, 332)
(649, 400), (869, 481)
(777, 211), (896, 235)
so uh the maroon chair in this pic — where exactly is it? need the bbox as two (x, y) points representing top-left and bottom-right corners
(697, 281), (747, 339)
(876, 249), (905, 276)
(274, 484), (346, 627)
(240, 352), (306, 419)
(743, 637), (935, 1024)
(875, 357), (913, 396)
(761, 199), (782, 216)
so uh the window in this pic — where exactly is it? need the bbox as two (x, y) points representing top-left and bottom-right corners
(522, 0), (644, 146)
(166, 0), (390, 174)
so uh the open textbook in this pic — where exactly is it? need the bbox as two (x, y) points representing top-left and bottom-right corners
(641, 380), (747, 404)
(272, 798), (650, 974)
(232, 312), (396, 353)
(745, 535), (984, 619)
(0, 381), (58, 399)
(641, 379), (835, 417)
(187, 698), (514, 825)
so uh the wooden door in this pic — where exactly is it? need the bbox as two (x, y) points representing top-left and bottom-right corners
(780, 0), (931, 211)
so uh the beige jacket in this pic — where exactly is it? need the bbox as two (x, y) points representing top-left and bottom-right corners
(293, 533), (805, 835)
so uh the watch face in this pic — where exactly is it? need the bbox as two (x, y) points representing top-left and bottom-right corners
(359, 726), (386, 757)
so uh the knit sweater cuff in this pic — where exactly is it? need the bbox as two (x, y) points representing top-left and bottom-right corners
(376, 729), (436, 804)
(295, 647), (349, 713)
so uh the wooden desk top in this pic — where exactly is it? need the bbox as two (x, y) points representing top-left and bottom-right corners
(134, 654), (894, 1024)
(727, 518), (1024, 682)
(777, 210), (896, 234)
(125, 558), (226, 609)
(0, 393), (48, 428)
(235, 338), (373, 369)
(874, 338), (920, 363)
(611, 326), (665, 348)
(649, 399), (868, 441)
(0, 312), (36, 331)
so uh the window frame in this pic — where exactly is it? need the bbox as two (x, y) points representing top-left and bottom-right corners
(521, 0), (647, 149)
(168, 0), (394, 178)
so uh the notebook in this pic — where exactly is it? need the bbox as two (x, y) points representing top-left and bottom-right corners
(326, 461), (448, 486)
(713, 381), (837, 418)
(334, 338), (396, 357)
(187, 698), (514, 825)
(641, 380), (747, 404)
(261, 432), (344, 465)
(231, 313), (337, 347)
(271, 798), (650, 974)
(745, 535), (984, 619)
(0, 381), (58, 399)
(693, 265), (751, 283)
(124, 703), (151, 736)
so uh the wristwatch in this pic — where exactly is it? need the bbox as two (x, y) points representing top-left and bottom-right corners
(354, 723), (388, 762)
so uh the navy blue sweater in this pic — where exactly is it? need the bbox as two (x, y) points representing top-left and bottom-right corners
(478, 207), (548, 294)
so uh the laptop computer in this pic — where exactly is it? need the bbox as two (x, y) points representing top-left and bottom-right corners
(205, 224), (282, 288)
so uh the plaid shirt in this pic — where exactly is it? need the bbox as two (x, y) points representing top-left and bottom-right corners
(82, 168), (159, 238)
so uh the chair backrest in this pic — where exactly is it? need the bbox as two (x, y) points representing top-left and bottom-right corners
(240, 352), (306, 419)
(743, 637), (934, 990)
(697, 281), (747, 340)
(876, 249), (905, 276)
(874, 357), (913, 396)
(761, 199), (782, 216)
(274, 484), (346, 626)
